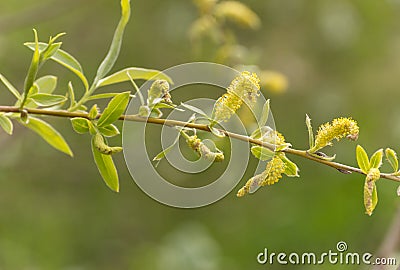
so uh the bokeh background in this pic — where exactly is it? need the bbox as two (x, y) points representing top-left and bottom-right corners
(1, 0), (400, 269)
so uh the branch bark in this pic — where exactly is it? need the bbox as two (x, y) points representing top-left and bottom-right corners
(1, 105), (400, 183)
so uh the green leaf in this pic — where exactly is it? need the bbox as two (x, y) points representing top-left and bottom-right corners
(21, 29), (40, 108)
(25, 42), (89, 91)
(369, 148), (383, 169)
(356, 145), (370, 174)
(34, 75), (57, 94)
(87, 93), (120, 101)
(209, 126), (225, 138)
(67, 82), (76, 109)
(97, 67), (173, 88)
(152, 102), (182, 110)
(385, 148), (398, 173)
(23, 116), (73, 156)
(180, 102), (210, 119)
(0, 114), (13, 135)
(71, 117), (91, 134)
(259, 99), (270, 127)
(98, 124), (120, 137)
(305, 114), (314, 149)
(280, 154), (300, 177)
(0, 73), (21, 99)
(88, 104), (99, 120)
(251, 145), (274, 161)
(97, 91), (130, 127)
(30, 93), (67, 107)
(93, 0), (131, 83)
(153, 133), (181, 165)
(91, 136), (119, 192)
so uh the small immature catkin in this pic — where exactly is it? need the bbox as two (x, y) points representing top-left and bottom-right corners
(364, 168), (380, 216)
(311, 117), (359, 153)
(212, 71), (260, 122)
(93, 133), (122, 155)
(237, 156), (285, 197)
(186, 135), (224, 162)
(148, 80), (170, 105)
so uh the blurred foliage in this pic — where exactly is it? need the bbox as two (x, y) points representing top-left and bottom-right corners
(0, 0), (400, 269)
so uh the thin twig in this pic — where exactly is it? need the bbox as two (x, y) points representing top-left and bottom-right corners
(1, 105), (400, 183)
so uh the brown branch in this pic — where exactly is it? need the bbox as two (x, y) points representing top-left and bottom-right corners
(1, 105), (400, 183)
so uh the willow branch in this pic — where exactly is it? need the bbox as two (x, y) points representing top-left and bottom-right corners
(1, 105), (400, 183)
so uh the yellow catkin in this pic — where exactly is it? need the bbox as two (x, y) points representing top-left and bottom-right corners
(237, 156), (285, 197)
(214, 1), (260, 29)
(259, 70), (288, 94)
(186, 135), (224, 162)
(212, 71), (260, 122)
(311, 117), (359, 152)
(364, 168), (380, 216)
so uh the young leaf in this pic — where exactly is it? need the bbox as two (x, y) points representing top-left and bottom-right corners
(21, 29), (40, 108)
(97, 91), (130, 127)
(35, 75), (57, 94)
(93, 0), (131, 83)
(23, 116), (73, 156)
(251, 145), (274, 161)
(0, 114), (13, 135)
(153, 132), (181, 165)
(385, 148), (398, 173)
(67, 82), (76, 109)
(30, 93), (67, 107)
(98, 124), (120, 137)
(88, 104), (100, 119)
(209, 126), (226, 138)
(280, 154), (300, 177)
(0, 74), (21, 99)
(97, 67), (173, 87)
(259, 99), (270, 127)
(87, 93), (120, 101)
(305, 114), (314, 149)
(91, 136), (119, 192)
(71, 117), (91, 134)
(25, 42), (89, 91)
(356, 145), (370, 174)
(369, 149), (383, 169)
(180, 103), (210, 119)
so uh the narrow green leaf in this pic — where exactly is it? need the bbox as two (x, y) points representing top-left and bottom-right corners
(385, 148), (398, 173)
(356, 145), (370, 174)
(21, 29), (40, 108)
(259, 99), (270, 127)
(98, 124), (120, 137)
(67, 82), (76, 109)
(71, 117), (91, 134)
(35, 75), (57, 94)
(0, 74), (21, 99)
(23, 117), (73, 156)
(91, 136), (119, 192)
(94, 0), (131, 83)
(209, 126), (225, 138)
(25, 42), (89, 91)
(280, 154), (300, 177)
(97, 91), (130, 127)
(153, 133), (181, 165)
(88, 104), (100, 120)
(40, 42), (62, 61)
(180, 102), (210, 119)
(30, 93), (67, 107)
(370, 149), (383, 169)
(97, 67), (173, 88)
(152, 102), (181, 110)
(305, 114), (314, 149)
(251, 145), (274, 161)
(0, 114), (13, 135)
(87, 93), (120, 101)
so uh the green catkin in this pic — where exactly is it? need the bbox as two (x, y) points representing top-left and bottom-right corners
(93, 133), (122, 155)
(147, 80), (170, 105)
(364, 168), (380, 216)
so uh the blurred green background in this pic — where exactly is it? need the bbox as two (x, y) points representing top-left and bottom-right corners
(1, 0), (400, 269)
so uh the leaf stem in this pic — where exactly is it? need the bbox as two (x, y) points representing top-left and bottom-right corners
(1, 105), (399, 183)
